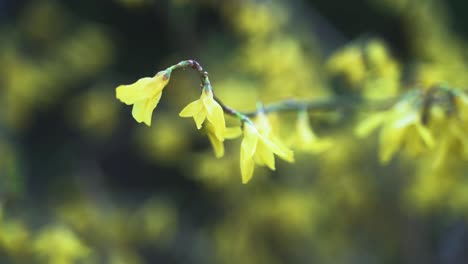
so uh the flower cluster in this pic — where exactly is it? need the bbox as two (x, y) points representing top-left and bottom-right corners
(115, 63), (301, 183)
(356, 86), (468, 166)
(115, 60), (468, 184)
(116, 69), (172, 126)
(240, 113), (294, 183)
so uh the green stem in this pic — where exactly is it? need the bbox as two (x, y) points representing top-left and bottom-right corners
(168, 60), (252, 123)
(167, 60), (397, 123)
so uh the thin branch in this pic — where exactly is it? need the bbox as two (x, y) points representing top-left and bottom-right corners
(168, 60), (397, 122)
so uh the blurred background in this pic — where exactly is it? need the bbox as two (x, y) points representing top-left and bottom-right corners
(2, 0), (468, 263)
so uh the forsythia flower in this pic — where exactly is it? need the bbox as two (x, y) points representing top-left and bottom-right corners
(240, 121), (294, 184)
(116, 69), (171, 126)
(254, 112), (294, 159)
(204, 122), (242, 158)
(33, 226), (90, 264)
(326, 45), (366, 86)
(292, 111), (332, 153)
(179, 86), (226, 141)
(356, 93), (434, 163)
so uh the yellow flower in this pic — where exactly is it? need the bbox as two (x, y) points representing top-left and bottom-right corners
(240, 122), (294, 184)
(326, 45), (366, 86)
(33, 226), (90, 264)
(254, 112), (294, 160)
(179, 87), (226, 141)
(116, 69), (171, 126)
(204, 122), (242, 158)
(292, 111), (332, 153)
(355, 96), (434, 163)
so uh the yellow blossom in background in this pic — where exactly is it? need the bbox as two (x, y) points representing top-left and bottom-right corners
(135, 116), (190, 163)
(190, 152), (243, 188)
(67, 86), (119, 139)
(33, 225), (90, 264)
(240, 122), (294, 184)
(0, 220), (30, 256)
(326, 45), (366, 86)
(356, 93), (435, 163)
(8, 0), (468, 263)
(131, 199), (178, 243)
(225, 0), (287, 37)
(179, 86), (226, 141)
(363, 40), (401, 99)
(116, 69), (171, 126)
(291, 110), (333, 153)
(423, 92), (468, 167)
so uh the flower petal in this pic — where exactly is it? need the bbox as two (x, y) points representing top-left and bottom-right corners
(240, 148), (255, 184)
(193, 111), (207, 129)
(379, 125), (405, 163)
(132, 92), (162, 126)
(179, 100), (203, 117)
(415, 123), (434, 148)
(241, 124), (259, 159)
(225, 127), (242, 139)
(204, 96), (226, 141)
(355, 112), (386, 137)
(116, 77), (155, 105)
(207, 131), (224, 158)
(272, 138), (295, 162)
(256, 143), (276, 170)
(179, 100), (206, 129)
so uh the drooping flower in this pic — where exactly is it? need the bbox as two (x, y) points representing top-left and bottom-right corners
(116, 69), (171, 126)
(355, 94), (434, 163)
(240, 121), (294, 184)
(204, 122), (242, 158)
(179, 86), (226, 141)
(254, 112), (294, 162)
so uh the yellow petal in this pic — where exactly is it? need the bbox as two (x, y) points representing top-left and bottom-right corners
(207, 131), (224, 158)
(116, 71), (170, 105)
(255, 143), (276, 170)
(179, 100), (205, 129)
(275, 141), (295, 162)
(132, 92), (162, 126)
(355, 112), (386, 137)
(298, 119), (317, 142)
(116, 77), (155, 105)
(241, 124), (259, 159)
(240, 148), (255, 184)
(259, 135), (283, 158)
(179, 100), (203, 117)
(415, 123), (434, 148)
(225, 127), (242, 139)
(379, 125), (405, 163)
(255, 112), (273, 136)
(204, 96), (226, 141)
(193, 111), (207, 129)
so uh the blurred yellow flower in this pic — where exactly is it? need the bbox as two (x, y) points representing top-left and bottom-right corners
(254, 111), (293, 159)
(292, 110), (332, 153)
(0, 220), (29, 255)
(327, 45), (366, 86)
(116, 70), (171, 126)
(34, 226), (90, 264)
(356, 94), (434, 163)
(240, 122), (294, 184)
(179, 87), (226, 141)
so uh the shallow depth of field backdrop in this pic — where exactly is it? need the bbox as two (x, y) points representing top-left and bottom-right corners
(2, 0), (468, 263)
